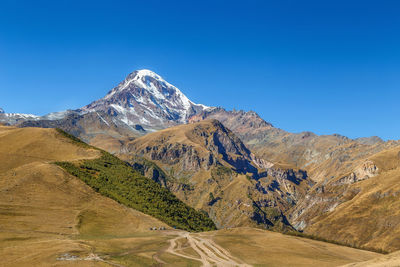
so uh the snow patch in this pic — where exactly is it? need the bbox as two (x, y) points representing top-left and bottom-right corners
(96, 112), (110, 126)
(4, 113), (40, 119)
(140, 116), (150, 124)
(42, 110), (69, 120)
(110, 104), (127, 115)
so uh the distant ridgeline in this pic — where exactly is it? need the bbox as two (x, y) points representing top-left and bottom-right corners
(55, 129), (216, 232)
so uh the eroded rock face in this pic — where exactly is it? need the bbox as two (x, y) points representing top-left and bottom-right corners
(129, 120), (259, 176)
(138, 143), (214, 171)
(333, 161), (379, 186)
(289, 160), (380, 231)
(123, 120), (313, 231)
(288, 145), (400, 253)
(252, 167), (312, 217)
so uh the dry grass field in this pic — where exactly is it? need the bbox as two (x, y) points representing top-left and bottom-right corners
(343, 251), (400, 267)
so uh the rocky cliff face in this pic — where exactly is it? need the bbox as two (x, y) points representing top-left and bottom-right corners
(289, 160), (381, 232)
(284, 140), (396, 235)
(120, 120), (312, 231)
(127, 119), (258, 176)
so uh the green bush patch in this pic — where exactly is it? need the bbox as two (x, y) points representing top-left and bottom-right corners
(55, 151), (216, 232)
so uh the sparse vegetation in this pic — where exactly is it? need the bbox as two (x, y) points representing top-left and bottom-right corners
(55, 150), (216, 232)
(212, 165), (233, 177)
(208, 192), (221, 206)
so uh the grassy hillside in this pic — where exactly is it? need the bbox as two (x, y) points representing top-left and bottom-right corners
(0, 126), (100, 173)
(199, 227), (379, 267)
(300, 145), (400, 253)
(0, 126), (171, 266)
(56, 150), (216, 232)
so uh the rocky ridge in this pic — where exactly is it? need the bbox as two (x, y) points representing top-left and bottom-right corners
(119, 120), (312, 230)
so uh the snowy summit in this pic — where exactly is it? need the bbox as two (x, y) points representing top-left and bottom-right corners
(82, 69), (212, 130)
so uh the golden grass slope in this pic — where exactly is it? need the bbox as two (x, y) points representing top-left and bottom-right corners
(203, 228), (378, 267)
(343, 250), (400, 267)
(301, 145), (400, 253)
(0, 125), (100, 172)
(0, 126), (170, 266)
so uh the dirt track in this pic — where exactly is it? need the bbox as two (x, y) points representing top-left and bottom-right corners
(166, 231), (251, 267)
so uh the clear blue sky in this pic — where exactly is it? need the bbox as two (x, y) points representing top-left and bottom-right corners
(1, 0), (399, 140)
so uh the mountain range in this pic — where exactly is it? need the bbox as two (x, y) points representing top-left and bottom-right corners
(2, 69), (400, 254)
(1, 69), (211, 135)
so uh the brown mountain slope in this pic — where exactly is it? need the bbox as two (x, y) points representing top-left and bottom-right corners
(121, 120), (313, 231)
(291, 145), (400, 253)
(189, 108), (395, 183)
(0, 125), (100, 172)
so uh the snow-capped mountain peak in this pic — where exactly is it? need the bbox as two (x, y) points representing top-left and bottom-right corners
(82, 69), (212, 130)
(105, 69), (194, 108)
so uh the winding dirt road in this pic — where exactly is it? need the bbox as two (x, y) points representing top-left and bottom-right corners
(166, 231), (251, 267)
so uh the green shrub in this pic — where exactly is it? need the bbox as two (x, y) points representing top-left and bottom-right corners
(212, 165), (232, 177)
